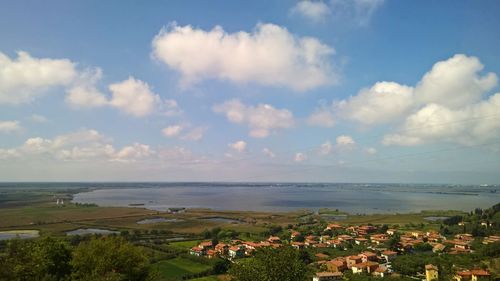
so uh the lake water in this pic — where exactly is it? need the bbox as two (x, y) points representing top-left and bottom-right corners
(71, 183), (500, 214)
(136, 218), (184, 224)
(66, 228), (119, 235)
(0, 230), (39, 240)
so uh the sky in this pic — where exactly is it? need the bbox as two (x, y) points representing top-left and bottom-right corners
(1, 0), (500, 183)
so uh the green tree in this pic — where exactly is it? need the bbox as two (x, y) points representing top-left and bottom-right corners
(71, 236), (149, 281)
(229, 246), (309, 281)
(0, 237), (72, 281)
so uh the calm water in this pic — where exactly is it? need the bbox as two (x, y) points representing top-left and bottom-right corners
(136, 218), (183, 224)
(70, 182), (500, 214)
(0, 230), (39, 240)
(66, 228), (119, 235)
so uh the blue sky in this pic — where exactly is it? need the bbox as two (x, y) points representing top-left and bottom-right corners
(1, 0), (500, 183)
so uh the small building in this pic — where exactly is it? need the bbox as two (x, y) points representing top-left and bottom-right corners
(352, 261), (379, 274)
(454, 269), (491, 281)
(228, 245), (245, 259)
(425, 264), (439, 281)
(381, 250), (398, 262)
(190, 246), (205, 257)
(346, 255), (362, 268)
(313, 271), (343, 281)
(325, 259), (347, 272)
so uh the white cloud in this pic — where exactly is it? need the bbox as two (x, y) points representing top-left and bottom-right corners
(213, 99), (294, 138)
(320, 141), (333, 155)
(415, 54), (497, 109)
(262, 148), (276, 158)
(108, 77), (162, 117)
(161, 99), (183, 116)
(307, 108), (336, 127)
(65, 68), (108, 108)
(294, 152), (308, 162)
(383, 94), (500, 146)
(290, 1), (331, 23)
(0, 51), (77, 104)
(180, 126), (207, 141)
(336, 81), (414, 125)
(112, 143), (153, 162)
(336, 135), (355, 146)
(0, 120), (22, 133)
(228, 140), (247, 153)
(152, 22), (336, 91)
(162, 125), (183, 137)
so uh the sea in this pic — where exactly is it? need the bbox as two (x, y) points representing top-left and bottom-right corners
(2, 182), (496, 214)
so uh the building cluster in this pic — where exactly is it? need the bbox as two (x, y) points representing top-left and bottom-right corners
(190, 236), (283, 259)
(188, 222), (494, 281)
(425, 264), (491, 281)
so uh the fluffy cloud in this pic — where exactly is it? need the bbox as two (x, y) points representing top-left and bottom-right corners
(336, 81), (414, 125)
(213, 99), (294, 138)
(152, 22), (336, 91)
(383, 94), (500, 146)
(290, 1), (331, 23)
(65, 68), (108, 108)
(108, 77), (162, 117)
(0, 120), (22, 133)
(0, 51), (77, 104)
(112, 143), (153, 162)
(0, 51), (178, 118)
(336, 135), (355, 146)
(162, 125), (183, 137)
(294, 152), (307, 162)
(228, 140), (247, 153)
(180, 126), (207, 141)
(415, 54), (497, 109)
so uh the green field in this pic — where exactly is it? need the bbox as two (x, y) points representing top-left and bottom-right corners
(189, 276), (220, 281)
(152, 257), (212, 280)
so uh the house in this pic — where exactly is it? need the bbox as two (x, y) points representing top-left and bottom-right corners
(291, 231), (301, 239)
(425, 264), (439, 281)
(360, 251), (377, 263)
(199, 241), (213, 249)
(355, 237), (368, 245)
(351, 261), (379, 274)
(315, 253), (330, 260)
(326, 239), (342, 248)
(411, 231), (425, 239)
(482, 235), (500, 245)
(346, 255), (362, 268)
(190, 246), (205, 257)
(337, 235), (353, 242)
(381, 250), (398, 262)
(386, 229), (397, 236)
(313, 271), (343, 281)
(373, 266), (388, 277)
(432, 243), (446, 253)
(215, 243), (229, 255)
(325, 259), (347, 272)
(454, 269), (491, 281)
(291, 241), (305, 250)
(228, 245), (245, 259)
(206, 249), (217, 258)
(325, 224), (343, 231)
(268, 236), (281, 244)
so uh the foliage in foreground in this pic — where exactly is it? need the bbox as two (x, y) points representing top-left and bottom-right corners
(0, 236), (151, 281)
(228, 246), (310, 281)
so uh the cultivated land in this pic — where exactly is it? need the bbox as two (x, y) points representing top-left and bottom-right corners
(1, 187), (498, 280)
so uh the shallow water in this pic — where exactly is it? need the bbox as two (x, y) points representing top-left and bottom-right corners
(0, 230), (39, 240)
(136, 218), (183, 224)
(66, 228), (118, 235)
(71, 183), (500, 214)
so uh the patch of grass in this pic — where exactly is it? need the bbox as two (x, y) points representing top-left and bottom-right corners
(168, 240), (201, 250)
(152, 257), (212, 280)
(189, 276), (220, 281)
